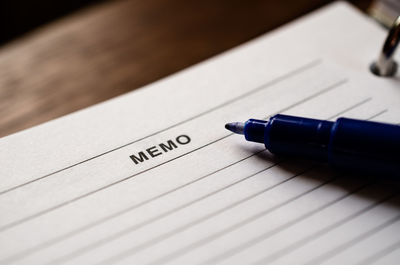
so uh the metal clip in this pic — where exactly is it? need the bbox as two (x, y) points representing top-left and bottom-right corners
(370, 16), (400, 77)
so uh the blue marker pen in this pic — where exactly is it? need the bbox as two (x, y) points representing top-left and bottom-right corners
(225, 114), (400, 177)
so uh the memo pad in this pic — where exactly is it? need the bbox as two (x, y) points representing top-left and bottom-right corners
(1, 2), (400, 265)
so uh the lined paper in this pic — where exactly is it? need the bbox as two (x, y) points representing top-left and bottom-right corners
(1, 2), (400, 265)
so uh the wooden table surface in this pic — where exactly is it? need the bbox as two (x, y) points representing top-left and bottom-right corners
(0, 0), (371, 138)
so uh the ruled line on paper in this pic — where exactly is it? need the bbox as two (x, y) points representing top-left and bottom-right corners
(0, 150), (268, 264)
(251, 192), (400, 265)
(327, 97), (372, 120)
(0, 59), (323, 196)
(196, 182), (372, 265)
(1, 84), (369, 265)
(202, 110), (395, 265)
(90, 166), (318, 265)
(54, 100), (375, 265)
(356, 238), (400, 265)
(266, 78), (348, 119)
(369, 110), (390, 121)
(306, 214), (400, 265)
(108, 108), (384, 265)
(147, 178), (338, 265)
(0, 77), (347, 234)
(52, 160), (292, 265)
(366, 109), (388, 121)
(0, 134), (231, 232)
(1, 87), (391, 265)
(137, 101), (379, 265)
(193, 109), (395, 265)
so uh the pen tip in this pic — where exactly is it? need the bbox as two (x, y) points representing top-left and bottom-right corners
(225, 122), (245, 134)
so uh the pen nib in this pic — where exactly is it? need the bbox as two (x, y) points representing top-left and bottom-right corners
(225, 122), (245, 135)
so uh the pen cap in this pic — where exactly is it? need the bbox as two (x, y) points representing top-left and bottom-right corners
(264, 114), (334, 161)
(329, 118), (400, 176)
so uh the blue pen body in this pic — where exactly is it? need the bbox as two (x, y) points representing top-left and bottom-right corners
(243, 114), (400, 176)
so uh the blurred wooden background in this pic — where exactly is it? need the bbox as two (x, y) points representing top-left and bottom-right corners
(0, 0), (372, 138)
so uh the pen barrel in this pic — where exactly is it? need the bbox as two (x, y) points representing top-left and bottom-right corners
(261, 114), (400, 176)
(329, 118), (400, 176)
(263, 114), (334, 161)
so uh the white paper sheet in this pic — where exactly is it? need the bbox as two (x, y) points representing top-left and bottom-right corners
(1, 2), (400, 264)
